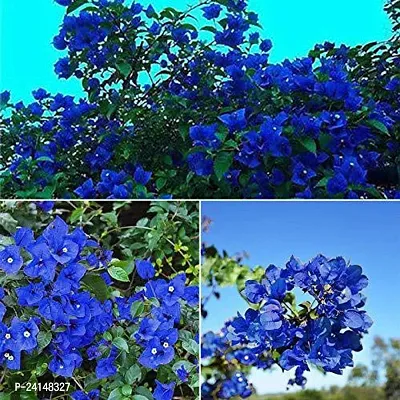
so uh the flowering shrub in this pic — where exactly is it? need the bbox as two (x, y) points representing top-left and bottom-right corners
(0, 201), (199, 400)
(201, 245), (372, 398)
(0, 0), (399, 199)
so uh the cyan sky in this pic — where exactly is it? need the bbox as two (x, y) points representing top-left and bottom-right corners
(1, 0), (392, 103)
(202, 201), (400, 394)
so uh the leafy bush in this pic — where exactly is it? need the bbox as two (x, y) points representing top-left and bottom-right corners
(201, 242), (372, 398)
(0, 0), (399, 199)
(0, 201), (199, 400)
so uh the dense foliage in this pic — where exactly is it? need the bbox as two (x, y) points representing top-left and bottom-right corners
(0, 0), (399, 199)
(201, 241), (372, 399)
(0, 201), (200, 400)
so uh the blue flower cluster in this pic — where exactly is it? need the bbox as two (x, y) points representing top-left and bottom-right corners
(0, 217), (114, 380)
(0, 217), (199, 400)
(201, 254), (372, 398)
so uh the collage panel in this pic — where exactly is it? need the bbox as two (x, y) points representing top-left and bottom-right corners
(201, 201), (400, 400)
(0, 201), (200, 400)
(0, 0), (398, 200)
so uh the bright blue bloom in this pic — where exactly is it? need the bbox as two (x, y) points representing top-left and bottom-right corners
(55, 0), (72, 5)
(14, 227), (34, 248)
(134, 165), (152, 185)
(11, 318), (39, 351)
(154, 274), (186, 306)
(139, 338), (175, 369)
(218, 109), (247, 132)
(187, 152), (213, 176)
(176, 365), (189, 382)
(153, 380), (175, 400)
(202, 4), (222, 20)
(0, 91), (10, 105)
(136, 259), (156, 280)
(71, 390), (100, 400)
(74, 179), (97, 198)
(0, 245), (23, 274)
(95, 357), (117, 379)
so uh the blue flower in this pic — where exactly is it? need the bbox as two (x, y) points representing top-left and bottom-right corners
(190, 124), (220, 149)
(95, 357), (117, 379)
(0, 91), (10, 105)
(0, 348), (21, 370)
(12, 318), (39, 351)
(49, 353), (82, 377)
(74, 179), (97, 198)
(153, 380), (175, 400)
(176, 365), (189, 382)
(260, 39), (272, 52)
(25, 242), (58, 281)
(155, 274), (186, 306)
(183, 286), (199, 307)
(16, 282), (46, 306)
(55, 0), (72, 5)
(202, 4), (222, 20)
(218, 109), (247, 132)
(187, 152), (213, 176)
(0, 245), (23, 274)
(139, 338), (175, 369)
(136, 259), (156, 280)
(71, 390), (100, 400)
(14, 227), (34, 248)
(134, 165), (152, 185)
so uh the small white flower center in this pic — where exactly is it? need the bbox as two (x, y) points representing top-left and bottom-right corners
(4, 353), (10, 358)
(76, 304), (81, 309)
(5, 333), (11, 339)
(335, 114), (341, 119)
(8, 355), (14, 361)
(151, 348), (157, 355)
(7, 257), (13, 264)
(59, 365), (64, 369)
(24, 331), (31, 338)
(244, 355), (249, 360)
(303, 170), (308, 175)
(62, 247), (68, 253)
(238, 377), (243, 382)
(168, 286), (174, 293)
(349, 162), (355, 167)
(163, 342), (169, 348)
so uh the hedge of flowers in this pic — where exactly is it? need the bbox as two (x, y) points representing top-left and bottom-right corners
(0, 201), (199, 400)
(201, 244), (372, 398)
(0, 0), (399, 199)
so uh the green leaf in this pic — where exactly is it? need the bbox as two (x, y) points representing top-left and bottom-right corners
(182, 339), (199, 356)
(121, 385), (132, 396)
(113, 337), (129, 353)
(132, 396), (149, 400)
(82, 274), (109, 301)
(101, 211), (118, 226)
(0, 213), (18, 233)
(37, 331), (52, 352)
(108, 388), (123, 400)
(116, 61), (132, 78)
(130, 301), (145, 318)
(67, 0), (88, 14)
(315, 177), (329, 188)
(299, 137), (317, 154)
(214, 152), (233, 180)
(366, 119), (390, 136)
(70, 207), (84, 223)
(108, 266), (130, 282)
(125, 364), (142, 384)
(135, 387), (154, 400)
(201, 26), (218, 34)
